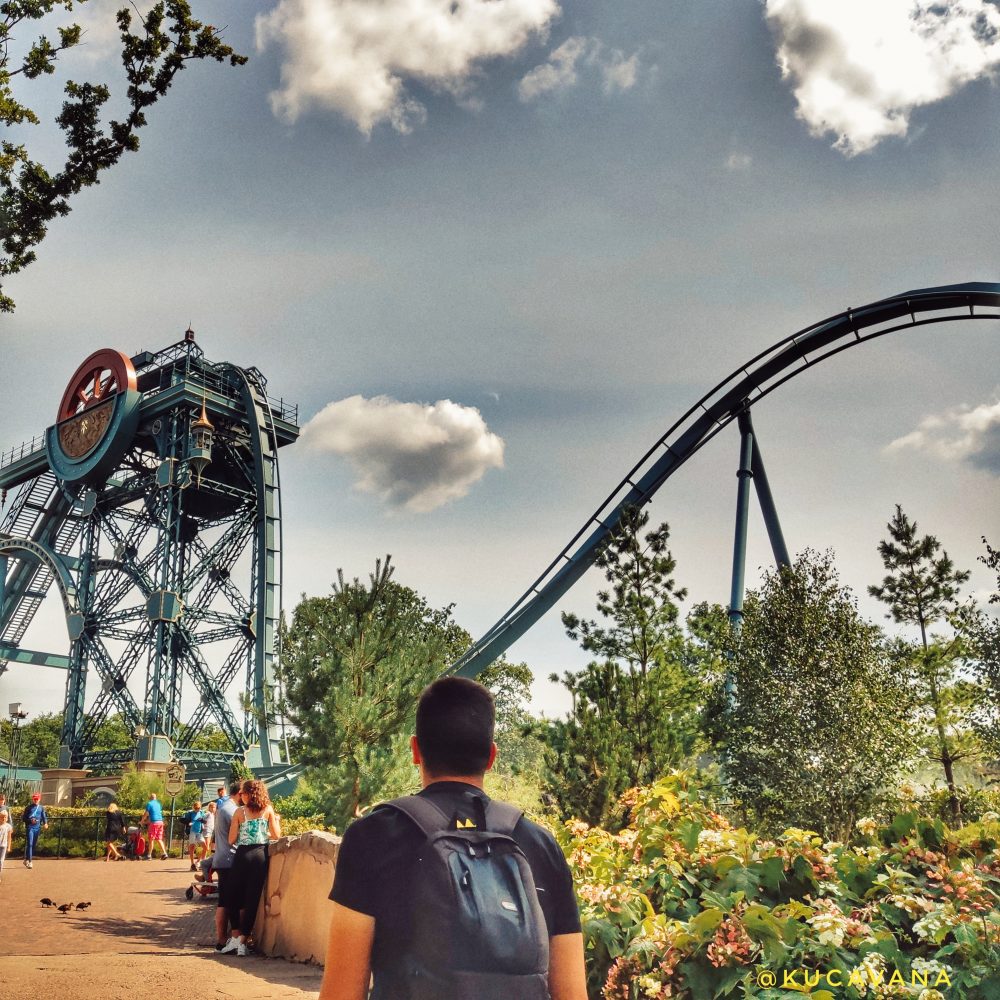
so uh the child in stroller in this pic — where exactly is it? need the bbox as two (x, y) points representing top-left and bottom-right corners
(123, 825), (146, 860)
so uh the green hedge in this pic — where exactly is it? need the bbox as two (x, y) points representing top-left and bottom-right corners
(13, 806), (187, 859)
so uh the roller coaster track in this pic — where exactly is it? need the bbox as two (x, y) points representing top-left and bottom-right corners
(450, 281), (1000, 678)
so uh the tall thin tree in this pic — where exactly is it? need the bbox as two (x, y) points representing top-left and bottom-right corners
(869, 505), (971, 823)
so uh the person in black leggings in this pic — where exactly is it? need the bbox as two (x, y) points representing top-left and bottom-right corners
(218, 779), (281, 957)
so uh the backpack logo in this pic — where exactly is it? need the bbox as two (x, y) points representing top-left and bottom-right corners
(455, 817), (476, 829)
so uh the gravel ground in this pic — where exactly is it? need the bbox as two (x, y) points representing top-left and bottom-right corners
(0, 855), (323, 1000)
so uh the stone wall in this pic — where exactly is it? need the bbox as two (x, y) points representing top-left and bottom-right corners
(254, 831), (340, 965)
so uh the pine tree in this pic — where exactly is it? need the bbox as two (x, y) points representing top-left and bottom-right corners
(278, 558), (450, 827)
(869, 505), (973, 824)
(543, 506), (703, 825)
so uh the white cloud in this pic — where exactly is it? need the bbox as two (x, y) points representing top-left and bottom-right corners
(887, 398), (1000, 475)
(726, 151), (753, 170)
(302, 395), (505, 512)
(764, 0), (1000, 155)
(517, 35), (588, 100)
(599, 49), (640, 94)
(518, 36), (644, 101)
(255, 0), (559, 133)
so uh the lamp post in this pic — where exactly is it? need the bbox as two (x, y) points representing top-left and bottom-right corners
(5, 703), (29, 797)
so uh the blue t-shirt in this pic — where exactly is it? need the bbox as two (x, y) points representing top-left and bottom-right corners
(145, 799), (164, 823)
(184, 809), (206, 836)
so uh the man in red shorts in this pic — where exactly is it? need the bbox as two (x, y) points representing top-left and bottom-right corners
(142, 792), (169, 860)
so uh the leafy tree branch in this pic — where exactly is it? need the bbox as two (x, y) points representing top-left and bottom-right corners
(1, 0), (247, 313)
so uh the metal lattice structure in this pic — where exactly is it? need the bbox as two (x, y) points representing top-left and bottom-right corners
(0, 334), (299, 776)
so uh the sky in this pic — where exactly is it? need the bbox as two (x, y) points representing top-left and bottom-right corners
(1, 0), (999, 730)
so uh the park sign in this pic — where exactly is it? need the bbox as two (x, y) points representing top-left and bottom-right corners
(164, 762), (185, 797)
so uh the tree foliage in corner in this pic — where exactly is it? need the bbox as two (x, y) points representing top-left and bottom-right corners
(970, 535), (1000, 766)
(869, 505), (980, 824)
(725, 549), (912, 840)
(543, 506), (704, 826)
(1, 0), (247, 312)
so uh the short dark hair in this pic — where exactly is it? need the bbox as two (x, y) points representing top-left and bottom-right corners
(415, 677), (495, 777)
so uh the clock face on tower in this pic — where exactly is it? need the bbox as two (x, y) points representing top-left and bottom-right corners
(47, 349), (141, 484)
(58, 399), (114, 458)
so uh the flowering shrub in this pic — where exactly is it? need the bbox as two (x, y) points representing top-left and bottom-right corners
(558, 773), (1000, 1000)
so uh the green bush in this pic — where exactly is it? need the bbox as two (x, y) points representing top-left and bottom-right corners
(560, 772), (1000, 999)
(279, 815), (337, 837)
(882, 784), (1000, 826)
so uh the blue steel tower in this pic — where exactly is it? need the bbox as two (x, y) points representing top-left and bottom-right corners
(0, 332), (299, 778)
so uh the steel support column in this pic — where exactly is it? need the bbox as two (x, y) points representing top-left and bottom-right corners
(728, 412), (755, 629)
(60, 506), (98, 766)
(742, 411), (791, 569)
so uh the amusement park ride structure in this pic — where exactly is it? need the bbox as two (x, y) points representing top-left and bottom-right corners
(0, 331), (299, 782)
(0, 282), (997, 784)
(450, 282), (1000, 678)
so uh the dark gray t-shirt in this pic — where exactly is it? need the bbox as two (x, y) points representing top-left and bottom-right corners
(212, 797), (237, 870)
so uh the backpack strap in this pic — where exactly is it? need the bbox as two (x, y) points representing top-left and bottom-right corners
(380, 795), (452, 839)
(484, 800), (523, 836)
(380, 795), (524, 838)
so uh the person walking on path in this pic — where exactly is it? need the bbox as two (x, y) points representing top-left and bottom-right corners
(104, 802), (126, 861)
(318, 676), (587, 1000)
(183, 800), (207, 870)
(201, 801), (217, 861)
(0, 807), (13, 882)
(219, 779), (281, 957)
(209, 782), (239, 951)
(142, 793), (169, 860)
(21, 793), (48, 869)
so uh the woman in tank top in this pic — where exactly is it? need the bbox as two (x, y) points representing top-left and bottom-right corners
(218, 779), (282, 957)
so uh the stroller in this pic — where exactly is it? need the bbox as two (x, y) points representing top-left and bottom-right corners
(185, 857), (218, 901)
(123, 825), (146, 860)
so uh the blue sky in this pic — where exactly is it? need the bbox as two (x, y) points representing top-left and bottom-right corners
(1, 0), (999, 724)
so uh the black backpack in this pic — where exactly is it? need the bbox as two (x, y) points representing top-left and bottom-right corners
(373, 795), (550, 1000)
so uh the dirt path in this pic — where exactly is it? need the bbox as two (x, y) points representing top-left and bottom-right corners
(0, 856), (323, 1000)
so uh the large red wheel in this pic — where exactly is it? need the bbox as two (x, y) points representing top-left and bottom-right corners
(57, 349), (137, 421)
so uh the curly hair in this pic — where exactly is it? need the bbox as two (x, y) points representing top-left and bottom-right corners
(240, 779), (270, 812)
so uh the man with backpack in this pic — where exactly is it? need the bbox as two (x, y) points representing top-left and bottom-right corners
(318, 676), (587, 1000)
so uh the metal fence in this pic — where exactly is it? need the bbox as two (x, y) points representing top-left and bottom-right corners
(16, 807), (185, 860)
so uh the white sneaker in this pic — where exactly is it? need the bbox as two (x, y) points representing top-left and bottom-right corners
(26, 860), (32, 869)
(236, 943), (247, 957)
(218, 937), (240, 955)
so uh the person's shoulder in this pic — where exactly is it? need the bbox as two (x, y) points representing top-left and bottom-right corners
(509, 810), (567, 861)
(339, 801), (415, 852)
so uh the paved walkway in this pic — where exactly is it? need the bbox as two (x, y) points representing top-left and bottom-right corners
(0, 856), (324, 1000)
